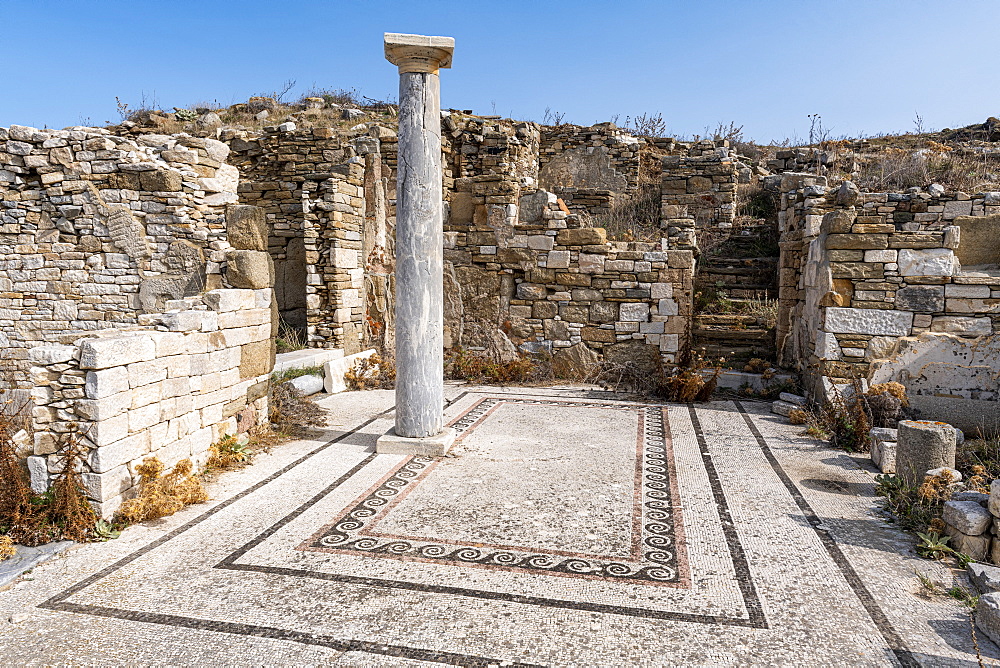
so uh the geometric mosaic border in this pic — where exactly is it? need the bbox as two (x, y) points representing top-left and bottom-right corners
(301, 398), (690, 585)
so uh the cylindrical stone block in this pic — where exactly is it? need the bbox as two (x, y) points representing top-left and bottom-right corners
(895, 420), (957, 488)
(393, 70), (444, 438)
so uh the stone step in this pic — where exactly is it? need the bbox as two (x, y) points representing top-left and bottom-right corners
(692, 327), (773, 341)
(699, 265), (777, 277)
(694, 314), (766, 326)
(701, 256), (779, 267)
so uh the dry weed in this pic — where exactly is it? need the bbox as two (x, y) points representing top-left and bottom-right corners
(789, 409), (808, 425)
(0, 535), (14, 560)
(270, 381), (327, 437)
(116, 458), (208, 525)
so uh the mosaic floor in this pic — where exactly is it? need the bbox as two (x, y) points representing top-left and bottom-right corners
(0, 386), (993, 666)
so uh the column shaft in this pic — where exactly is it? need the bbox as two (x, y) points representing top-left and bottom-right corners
(394, 71), (444, 438)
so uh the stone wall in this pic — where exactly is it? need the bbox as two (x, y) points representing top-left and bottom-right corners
(777, 174), (1000, 424)
(446, 179), (694, 370)
(0, 124), (246, 384)
(26, 288), (273, 518)
(538, 123), (642, 193)
(228, 126), (377, 353)
(660, 139), (737, 230)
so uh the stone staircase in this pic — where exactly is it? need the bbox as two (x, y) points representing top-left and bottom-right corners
(692, 222), (780, 366)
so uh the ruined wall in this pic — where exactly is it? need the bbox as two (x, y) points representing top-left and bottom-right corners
(0, 124), (246, 383)
(778, 175), (1000, 424)
(660, 140), (737, 230)
(538, 123), (642, 193)
(26, 288), (273, 518)
(228, 126), (378, 353)
(445, 178), (693, 371)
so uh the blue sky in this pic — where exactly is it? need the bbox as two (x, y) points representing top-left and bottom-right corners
(3, 0), (998, 143)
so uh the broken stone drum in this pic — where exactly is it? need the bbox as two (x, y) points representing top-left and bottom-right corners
(895, 420), (957, 488)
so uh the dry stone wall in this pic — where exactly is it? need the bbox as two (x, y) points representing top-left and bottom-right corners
(26, 288), (273, 518)
(538, 123), (642, 193)
(777, 174), (1000, 427)
(660, 139), (737, 232)
(0, 124), (250, 384)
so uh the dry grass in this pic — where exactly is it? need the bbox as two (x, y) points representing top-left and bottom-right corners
(116, 457), (208, 525)
(344, 353), (396, 390)
(582, 185), (661, 242)
(445, 348), (553, 385)
(269, 381), (327, 437)
(0, 535), (14, 560)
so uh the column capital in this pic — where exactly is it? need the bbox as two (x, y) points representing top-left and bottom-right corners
(384, 33), (454, 74)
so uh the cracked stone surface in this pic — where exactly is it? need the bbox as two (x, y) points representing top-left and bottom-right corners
(0, 385), (993, 665)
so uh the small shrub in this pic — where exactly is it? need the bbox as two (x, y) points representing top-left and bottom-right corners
(803, 377), (871, 451)
(345, 353), (396, 390)
(654, 351), (724, 403)
(206, 433), (255, 470)
(271, 364), (324, 384)
(116, 458), (208, 525)
(445, 348), (551, 385)
(789, 409), (808, 425)
(270, 380), (327, 437)
(275, 320), (307, 355)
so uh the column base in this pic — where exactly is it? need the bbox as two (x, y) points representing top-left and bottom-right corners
(376, 426), (457, 456)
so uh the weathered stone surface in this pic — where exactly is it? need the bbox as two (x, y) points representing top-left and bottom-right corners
(28, 345), (77, 364)
(894, 285), (944, 313)
(771, 400), (797, 417)
(139, 169), (182, 192)
(79, 335), (155, 370)
(556, 228), (607, 246)
(538, 145), (627, 192)
(977, 593), (1000, 646)
(551, 342), (600, 379)
(930, 316), (992, 336)
(895, 420), (957, 487)
(226, 205), (268, 251)
(226, 250), (274, 289)
(942, 500), (992, 536)
(969, 563), (1000, 594)
(240, 339), (274, 379)
(953, 214), (1000, 267)
(824, 308), (913, 336)
(288, 373), (324, 396)
(826, 234), (888, 250)
(897, 249), (958, 277)
(944, 524), (990, 561)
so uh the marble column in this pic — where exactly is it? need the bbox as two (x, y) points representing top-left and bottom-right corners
(377, 33), (457, 455)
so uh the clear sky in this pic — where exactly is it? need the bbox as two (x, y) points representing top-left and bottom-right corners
(3, 0), (998, 143)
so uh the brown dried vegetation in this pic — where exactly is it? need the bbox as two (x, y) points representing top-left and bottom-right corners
(116, 457), (208, 525)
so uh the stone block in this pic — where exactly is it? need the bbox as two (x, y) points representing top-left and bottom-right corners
(376, 426), (457, 456)
(897, 249), (958, 277)
(771, 400), (797, 417)
(619, 303), (650, 322)
(139, 169), (182, 192)
(896, 420), (957, 488)
(824, 308), (913, 336)
(826, 234), (888, 250)
(81, 465), (132, 502)
(79, 335), (156, 370)
(943, 500), (992, 536)
(28, 345), (77, 364)
(27, 456), (48, 494)
(579, 254), (605, 274)
(864, 249), (898, 263)
(953, 214), (1000, 267)
(289, 373), (324, 396)
(85, 367), (130, 399)
(894, 285), (944, 313)
(944, 524), (990, 561)
(969, 563), (1000, 594)
(516, 283), (547, 300)
(546, 251), (570, 269)
(559, 305), (589, 323)
(551, 342), (600, 379)
(556, 228), (607, 246)
(240, 339), (274, 379)
(226, 250), (274, 289)
(929, 316), (992, 336)
(590, 301), (618, 323)
(226, 205), (268, 251)
(204, 289), (258, 312)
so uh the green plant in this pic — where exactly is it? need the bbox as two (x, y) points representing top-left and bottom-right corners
(93, 519), (121, 542)
(875, 474), (945, 534)
(271, 364), (324, 384)
(207, 434), (254, 468)
(916, 531), (954, 560)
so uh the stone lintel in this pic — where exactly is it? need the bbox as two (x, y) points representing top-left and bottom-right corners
(384, 32), (455, 73)
(376, 426), (457, 456)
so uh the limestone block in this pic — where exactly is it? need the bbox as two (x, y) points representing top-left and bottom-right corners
(619, 303), (650, 322)
(824, 308), (913, 336)
(944, 524), (990, 561)
(556, 228), (607, 246)
(771, 400), (797, 417)
(26, 456), (48, 494)
(79, 335), (156, 370)
(528, 235), (554, 251)
(943, 500), (992, 536)
(551, 342), (600, 379)
(28, 345), (77, 364)
(779, 392), (806, 406)
(650, 282), (673, 299)
(81, 465), (132, 502)
(240, 340), (274, 379)
(989, 480), (1000, 518)
(895, 420), (957, 488)
(815, 332), (842, 360)
(969, 563), (1000, 594)
(289, 373), (324, 396)
(579, 254), (605, 274)
(943, 200), (973, 219)
(127, 360), (168, 389)
(544, 251), (570, 269)
(226, 250), (274, 289)
(657, 299), (678, 316)
(204, 289), (258, 312)
(864, 249), (898, 264)
(870, 427), (898, 443)
(590, 301), (618, 323)
(324, 349), (377, 394)
(930, 316), (992, 336)
(871, 441), (896, 474)
(826, 234), (888, 250)
(139, 169), (182, 192)
(516, 283), (547, 300)
(894, 285), (944, 313)
(160, 310), (204, 332)
(953, 214), (1000, 266)
(85, 367), (130, 399)
(897, 249), (958, 277)
(226, 205), (268, 251)
(87, 412), (130, 448)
